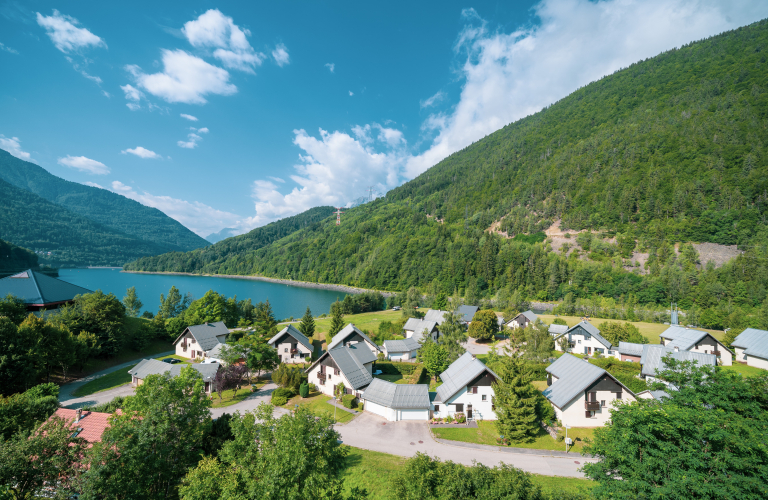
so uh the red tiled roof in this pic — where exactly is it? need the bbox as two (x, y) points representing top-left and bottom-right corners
(52, 408), (112, 443)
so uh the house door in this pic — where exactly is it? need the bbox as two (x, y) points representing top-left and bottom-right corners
(467, 404), (473, 419)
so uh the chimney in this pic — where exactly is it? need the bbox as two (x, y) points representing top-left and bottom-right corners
(674, 346), (679, 352)
(75, 408), (82, 423)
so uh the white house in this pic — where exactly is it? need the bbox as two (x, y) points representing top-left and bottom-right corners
(507, 310), (538, 329)
(128, 358), (220, 394)
(432, 352), (499, 421)
(618, 341), (644, 362)
(553, 321), (619, 358)
(728, 328), (768, 370)
(636, 389), (671, 401)
(268, 324), (314, 364)
(172, 321), (229, 361)
(402, 318), (439, 342)
(639, 344), (716, 384)
(304, 344), (376, 398)
(659, 326), (732, 366)
(326, 323), (381, 357)
(423, 309), (450, 325)
(543, 353), (637, 427)
(382, 337), (420, 361)
(361, 379), (431, 421)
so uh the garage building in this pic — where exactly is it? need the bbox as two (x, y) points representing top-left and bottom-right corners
(361, 378), (431, 421)
(382, 337), (420, 361)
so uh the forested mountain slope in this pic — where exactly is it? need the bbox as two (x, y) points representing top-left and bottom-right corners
(0, 178), (173, 267)
(0, 238), (39, 273)
(126, 21), (768, 320)
(0, 150), (208, 252)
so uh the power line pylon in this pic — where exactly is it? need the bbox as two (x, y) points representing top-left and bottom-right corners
(367, 186), (375, 202)
(334, 207), (344, 225)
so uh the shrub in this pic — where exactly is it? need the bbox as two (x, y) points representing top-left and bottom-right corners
(272, 387), (295, 400)
(299, 382), (309, 398)
(445, 415), (454, 423)
(376, 361), (418, 376)
(525, 362), (549, 381)
(272, 364), (307, 391)
(341, 394), (358, 409)
(271, 395), (288, 407)
(308, 383), (317, 393)
(556, 435), (565, 442)
(454, 412), (466, 424)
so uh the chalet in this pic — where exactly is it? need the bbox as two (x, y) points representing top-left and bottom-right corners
(659, 326), (732, 366)
(326, 323), (381, 356)
(382, 337), (421, 361)
(173, 321), (229, 361)
(304, 344), (376, 398)
(423, 309), (450, 325)
(543, 353), (637, 427)
(553, 321), (618, 358)
(432, 352), (500, 421)
(361, 379), (431, 421)
(730, 328), (768, 370)
(402, 318), (439, 342)
(128, 358), (220, 394)
(548, 323), (569, 337)
(507, 310), (538, 329)
(636, 389), (671, 401)
(618, 341), (644, 362)
(269, 324), (314, 364)
(49, 408), (111, 444)
(457, 305), (479, 324)
(0, 269), (91, 311)
(639, 344), (716, 384)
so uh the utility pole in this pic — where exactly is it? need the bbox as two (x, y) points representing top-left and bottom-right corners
(367, 186), (375, 202)
(334, 207), (344, 225)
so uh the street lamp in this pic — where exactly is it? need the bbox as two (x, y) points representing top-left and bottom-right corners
(565, 425), (571, 453)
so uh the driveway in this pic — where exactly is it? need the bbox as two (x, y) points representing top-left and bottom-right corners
(461, 338), (510, 355)
(335, 412), (592, 478)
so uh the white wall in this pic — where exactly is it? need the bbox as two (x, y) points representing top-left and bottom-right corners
(386, 350), (417, 361)
(175, 332), (201, 360)
(747, 354), (768, 370)
(662, 335), (733, 366)
(275, 341), (312, 364)
(553, 389), (636, 428)
(434, 386), (497, 421)
(365, 400), (396, 421)
(568, 332), (619, 359)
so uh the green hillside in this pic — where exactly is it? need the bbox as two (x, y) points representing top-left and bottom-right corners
(0, 149), (208, 252)
(0, 178), (174, 267)
(0, 238), (39, 273)
(126, 21), (768, 326)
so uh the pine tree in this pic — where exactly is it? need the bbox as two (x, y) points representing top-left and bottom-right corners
(493, 356), (541, 443)
(328, 301), (345, 337)
(298, 307), (315, 338)
(122, 286), (143, 318)
(434, 293), (448, 311)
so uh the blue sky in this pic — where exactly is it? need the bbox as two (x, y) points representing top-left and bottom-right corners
(2, 1), (767, 237)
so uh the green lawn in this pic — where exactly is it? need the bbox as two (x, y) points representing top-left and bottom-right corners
(211, 384), (260, 408)
(722, 363), (766, 377)
(432, 421), (594, 453)
(538, 314), (724, 342)
(313, 309), (404, 343)
(283, 392), (357, 423)
(72, 355), (189, 397)
(339, 446), (594, 499)
(374, 373), (404, 384)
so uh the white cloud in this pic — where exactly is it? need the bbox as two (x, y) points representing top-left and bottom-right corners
(196, 127), (209, 134)
(177, 127), (208, 149)
(58, 155), (109, 175)
(84, 181), (104, 189)
(268, 176), (285, 183)
(121, 146), (161, 159)
(420, 90), (445, 108)
(0, 42), (19, 54)
(109, 181), (242, 236)
(36, 10), (105, 53)
(126, 103), (140, 111)
(126, 49), (237, 104)
(0, 135), (32, 161)
(272, 43), (289, 67)
(182, 9), (264, 73)
(121, 84), (142, 101)
(180, 113), (198, 121)
(349, 90), (354, 96)
(325, 63), (335, 73)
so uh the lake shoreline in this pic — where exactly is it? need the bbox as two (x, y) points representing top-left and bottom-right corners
(121, 270), (397, 297)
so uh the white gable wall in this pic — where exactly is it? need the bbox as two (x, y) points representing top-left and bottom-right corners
(275, 340), (312, 364)
(662, 335), (732, 366)
(568, 330), (619, 359)
(434, 387), (496, 421)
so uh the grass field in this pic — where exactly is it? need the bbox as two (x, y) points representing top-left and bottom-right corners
(432, 421), (594, 453)
(722, 363), (766, 377)
(340, 446), (594, 499)
(312, 309), (404, 345)
(211, 384), (259, 408)
(72, 355), (190, 397)
(283, 392), (357, 423)
(538, 314), (724, 342)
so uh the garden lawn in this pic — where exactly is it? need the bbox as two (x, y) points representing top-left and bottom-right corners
(537, 314), (724, 342)
(71, 365), (136, 397)
(374, 373), (404, 384)
(722, 363), (766, 377)
(432, 421), (594, 453)
(339, 446), (594, 499)
(314, 310), (403, 341)
(283, 392), (356, 424)
(211, 384), (258, 408)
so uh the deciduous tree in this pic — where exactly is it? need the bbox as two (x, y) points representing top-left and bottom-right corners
(418, 338), (448, 381)
(467, 309), (499, 341)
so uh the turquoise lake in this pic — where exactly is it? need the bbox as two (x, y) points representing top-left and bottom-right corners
(57, 269), (348, 320)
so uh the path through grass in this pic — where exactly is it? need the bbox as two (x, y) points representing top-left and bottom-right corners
(432, 421), (594, 453)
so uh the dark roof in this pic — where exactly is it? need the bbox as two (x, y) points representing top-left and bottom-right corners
(618, 341), (645, 356)
(544, 354), (635, 409)
(173, 321), (229, 352)
(383, 337), (421, 353)
(457, 305), (479, 323)
(565, 321), (612, 349)
(128, 358), (219, 382)
(435, 352), (499, 403)
(0, 269), (91, 305)
(327, 323), (380, 352)
(326, 345), (375, 389)
(639, 345), (716, 378)
(731, 328), (768, 360)
(423, 309), (449, 325)
(361, 379), (430, 409)
(269, 324), (314, 351)
(512, 310), (538, 323)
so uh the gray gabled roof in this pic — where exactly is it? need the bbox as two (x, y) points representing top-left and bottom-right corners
(269, 324), (314, 352)
(128, 358), (219, 382)
(731, 328), (768, 360)
(361, 378), (431, 409)
(327, 323), (380, 352)
(543, 353), (628, 409)
(435, 352), (500, 403)
(423, 309), (449, 325)
(326, 344), (375, 389)
(548, 324), (569, 336)
(640, 344), (716, 378)
(403, 319), (438, 343)
(618, 341), (645, 356)
(0, 269), (92, 305)
(207, 343), (226, 360)
(566, 321), (612, 349)
(659, 326), (713, 351)
(517, 310), (538, 323)
(383, 337), (421, 353)
(457, 305), (479, 323)
(173, 321), (229, 352)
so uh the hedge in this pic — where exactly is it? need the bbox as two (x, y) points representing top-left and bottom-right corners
(375, 361), (417, 376)
(272, 387), (295, 400)
(341, 394), (358, 409)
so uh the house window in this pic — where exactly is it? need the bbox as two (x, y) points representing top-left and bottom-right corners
(607, 350), (614, 355)
(577, 339), (581, 344)
(284, 348), (288, 353)
(590, 411), (595, 417)
(482, 394), (487, 401)
(327, 374), (332, 380)
(601, 400), (605, 407)
(434, 405), (440, 412)
(615, 392), (622, 399)
(455, 404), (464, 412)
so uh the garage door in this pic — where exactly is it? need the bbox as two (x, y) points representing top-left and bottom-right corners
(398, 409), (428, 421)
(365, 401), (393, 420)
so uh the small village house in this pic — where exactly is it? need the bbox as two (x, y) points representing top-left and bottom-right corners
(172, 321), (229, 361)
(304, 344), (376, 398)
(457, 305), (479, 325)
(423, 309), (450, 325)
(382, 337), (421, 361)
(432, 352), (499, 421)
(728, 328), (768, 370)
(639, 344), (716, 384)
(49, 408), (112, 445)
(0, 269), (92, 311)
(269, 324), (314, 364)
(618, 341), (644, 362)
(553, 320), (618, 358)
(659, 326), (732, 366)
(402, 318), (439, 342)
(128, 358), (220, 394)
(361, 379), (431, 421)
(506, 310), (538, 329)
(326, 323), (381, 357)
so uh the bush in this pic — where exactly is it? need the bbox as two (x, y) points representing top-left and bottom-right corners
(272, 387), (295, 400)
(376, 361), (417, 376)
(271, 395), (288, 407)
(341, 394), (358, 409)
(525, 362), (549, 381)
(299, 382), (309, 398)
(445, 415), (454, 423)
(0, 384), (61, 440)
(454, 412), (466, 424)
(556, 435), (565, 442)
(308, 383), (318, 393)
(272, 364), (307, 391)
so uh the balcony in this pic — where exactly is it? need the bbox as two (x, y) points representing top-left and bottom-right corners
(585, 401), (601, 411)
(712, 350), (721, 356)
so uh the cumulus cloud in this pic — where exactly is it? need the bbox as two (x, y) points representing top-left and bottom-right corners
(0, 135), (32, 161)
(36, 10), (105, 53)
(121, 146), (161, 159)
(182, 9), (264, 73)
(180, 113), (198, 121)
(272, 43), (289, 66)
(177, 127), (208, 149)
(349, 90), (354, 96)
(325, 63), (335, 73)
(126, 49), (237, 104)
(58, 155), (109, 175)
(121, 84), (142, 101)
(109, 181), (242, 236)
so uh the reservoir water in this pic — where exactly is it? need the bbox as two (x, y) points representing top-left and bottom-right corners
(57, 269), (348, 320)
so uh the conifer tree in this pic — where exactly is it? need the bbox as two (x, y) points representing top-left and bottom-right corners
(493, 356), (541, 442)
(328, 301), (345, 337)
(122, 286), (143, 318)
(298, 307), (315, 338)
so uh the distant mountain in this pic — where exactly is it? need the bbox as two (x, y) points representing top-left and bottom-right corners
(0, 178), (173, 267)
(206, 227), (238, 244)
(0, 149), (209, 252)
(0, 238), (39, 273)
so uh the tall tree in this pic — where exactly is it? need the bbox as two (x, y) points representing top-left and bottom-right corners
(493, 356), (541, 442)
(159, 286), (187, 318)
(0, 294), (27, 325)
(298, 307), (315, 338)
(122, 286), (143, 318)
(254, 300), (278, 336)
(418, 338), (448, 381)
(17, 315), (69, 383)
(328, 301), (345, 337)
(433, 292), (449, 311)
(437, 310), (468, 362)
(246, 342), (279, 379)
(467, 309), (500, 341)
(0, 317), (40, 395)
